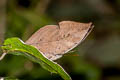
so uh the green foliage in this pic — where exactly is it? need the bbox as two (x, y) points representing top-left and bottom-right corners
(2, 38), (71, 80)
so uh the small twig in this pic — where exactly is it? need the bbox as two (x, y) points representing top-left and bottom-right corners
(0, 77), (4, 80)
(0, 53), (7, 61)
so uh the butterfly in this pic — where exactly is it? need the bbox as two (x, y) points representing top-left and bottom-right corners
(26, 21), (94, 60)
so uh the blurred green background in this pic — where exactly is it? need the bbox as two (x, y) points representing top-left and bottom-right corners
(0, 0), (120, 80)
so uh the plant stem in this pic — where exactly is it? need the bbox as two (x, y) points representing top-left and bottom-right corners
(0, 53), (7, 61)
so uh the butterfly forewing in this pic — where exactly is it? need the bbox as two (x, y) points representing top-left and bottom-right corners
(26, 21), (94, 60)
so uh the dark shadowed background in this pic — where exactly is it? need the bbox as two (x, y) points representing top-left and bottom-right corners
(0, 0), (120, 80)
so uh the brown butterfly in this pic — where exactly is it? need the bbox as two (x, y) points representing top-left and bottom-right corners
(26, 21), (94, 60)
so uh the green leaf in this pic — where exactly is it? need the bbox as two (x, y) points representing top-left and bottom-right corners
(2, 37), (71, 80)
